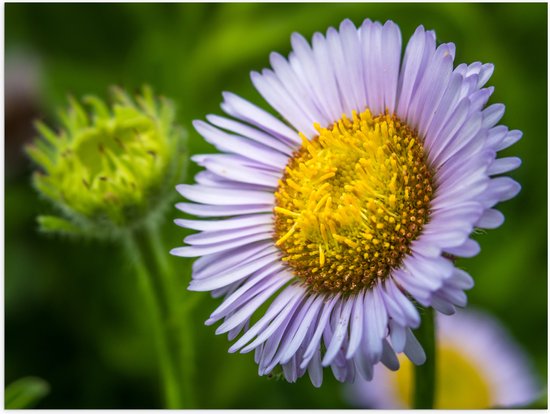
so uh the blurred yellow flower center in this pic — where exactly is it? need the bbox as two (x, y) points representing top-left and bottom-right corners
(273, 109), (434, 294)
(394, 344), (493, 408)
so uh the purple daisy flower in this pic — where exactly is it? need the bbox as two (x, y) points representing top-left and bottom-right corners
(345, 308), (541, 408)
(172, 18), (522, 386)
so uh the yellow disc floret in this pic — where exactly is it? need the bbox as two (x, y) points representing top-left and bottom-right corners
(273, 109), (434, 294)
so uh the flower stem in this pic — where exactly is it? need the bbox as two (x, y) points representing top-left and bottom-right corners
(145, 222), (197, 408)
(413, 306), (437, 409)
(123, 232), (183, 409)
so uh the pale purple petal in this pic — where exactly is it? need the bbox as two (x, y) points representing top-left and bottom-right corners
(404, 328), (426, 365)
(495, 129), (523, 151)
(431, 295), (456, 315)
(207, 267), (287, 323)
(389, 320), (407, 353)
(322, 297), (353, 366)
(171, 231), (272, 257)
(215, 278), (290, 335)
(279, 295), (324, 364)
(411, 43), (454, 137)
(175, 202), (272, 217)
(361, 19), (385, 114)
(326, 26), (356, 117)
(311, 32), (344, 120)
(307, 349), (323, 388)
(339, 19), (367, 110)
(206, 113), (295, 155)
(397, 26), (436, 119)
(189, 251), (279, 291)
(175, 214), (273, 232)
(176, 184), (274, 206)
(487, 157), (522, 175)
(444, 238), (481, 258)
(482, 103), (505, 129)
(476, 208), (505, 229)
(251, 69), (318, 137)
(346, 291), (365, 359)
(192, 240), (269, 273)
(193, 120), (289, 169)
(240, 288), (304, 354)
(380, 338), (400, 371)
(290, 32), (336, 123)
(301, 295), (340, 369)
(193, 242), (275, 280)
(282, 356), (298, 383)
(228, 284), (303, 353)
(184, 224), (273, 245)
(445, 268), (475, 290)
(380, 20), (402, 113)
(200, 158), (280, 188)
(221, 91), (300, 146)
(483, 177), (521, 205)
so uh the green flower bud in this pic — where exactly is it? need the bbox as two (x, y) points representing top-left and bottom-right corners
(27, 86), (187, 238)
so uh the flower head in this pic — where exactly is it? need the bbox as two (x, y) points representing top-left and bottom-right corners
(345, 309), (541, 408)
(172, 19), (522, 386)
(28, 86), (187, 238)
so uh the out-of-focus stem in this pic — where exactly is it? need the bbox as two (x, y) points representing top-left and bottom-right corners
(123, 232), (183, 409)
(413, 306), (437, 409)
(146, 222), (196, 408)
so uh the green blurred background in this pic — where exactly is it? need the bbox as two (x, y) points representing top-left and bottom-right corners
(5, 3), (547, 409)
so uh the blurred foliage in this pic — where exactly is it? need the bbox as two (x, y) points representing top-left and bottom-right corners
(5, 3), (547, 409)
(5, 377), (50, 409)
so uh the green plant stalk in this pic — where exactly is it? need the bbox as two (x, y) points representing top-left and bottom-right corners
(123, 232), (183, 409)
(146, 222), (197, 408)
(413, 306), (437, 409)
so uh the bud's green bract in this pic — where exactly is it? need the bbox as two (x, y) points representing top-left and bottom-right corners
(27, 86), (187, 238)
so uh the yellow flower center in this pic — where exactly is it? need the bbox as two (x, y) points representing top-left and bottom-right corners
(273, 109), (434, 294)
(394, 344), (493, 408)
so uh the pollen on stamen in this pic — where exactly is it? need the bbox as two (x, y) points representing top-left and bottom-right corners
(273, 109), (435, 295)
